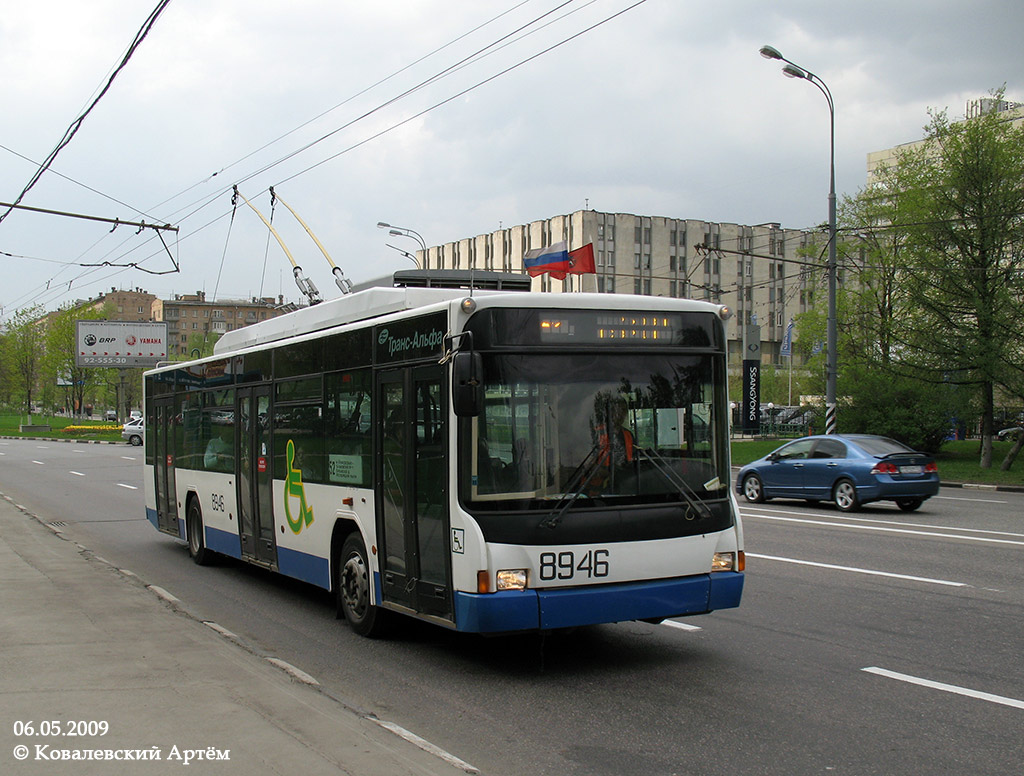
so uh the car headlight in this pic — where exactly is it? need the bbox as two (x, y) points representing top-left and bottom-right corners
(495, 569), (528, 590)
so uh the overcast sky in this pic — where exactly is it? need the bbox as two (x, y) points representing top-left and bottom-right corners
(1, 0), (1021, 321)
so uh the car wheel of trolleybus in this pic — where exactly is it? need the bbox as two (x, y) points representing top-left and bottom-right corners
(186, 498), (213, 566)
(337, 533), (389, 638)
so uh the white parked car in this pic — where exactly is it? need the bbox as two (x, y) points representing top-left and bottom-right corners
(122, 418), (144, 446)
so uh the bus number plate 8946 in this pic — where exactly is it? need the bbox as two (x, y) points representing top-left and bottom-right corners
(539, 549), (609, 581)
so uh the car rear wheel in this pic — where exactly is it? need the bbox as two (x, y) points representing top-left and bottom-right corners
(896, 498), (923, 512)
(833, 478), (860, 512)
(742, 473), (766, 503)
(129, 434), (142, 446)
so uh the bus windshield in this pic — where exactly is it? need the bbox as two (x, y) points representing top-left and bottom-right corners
(460, 352), (728, 511)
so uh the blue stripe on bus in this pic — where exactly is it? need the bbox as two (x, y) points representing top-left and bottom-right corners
(146, 507), (159, 530)
(277, 545), (331, 589)
(708, 570), (745, 610)
(205, 526), (242, 559)
(453, 573), (744, 633)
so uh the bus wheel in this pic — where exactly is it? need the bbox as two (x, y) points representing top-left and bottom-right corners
(186, 499), (213, 566)
(337, 534), (389, 638)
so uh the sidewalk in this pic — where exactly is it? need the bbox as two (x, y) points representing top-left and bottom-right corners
(0, 495), (477, 775)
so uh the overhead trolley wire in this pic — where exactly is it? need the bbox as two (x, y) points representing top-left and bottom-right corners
(0, 0), (173, 227)
(4, 1), (649, 318)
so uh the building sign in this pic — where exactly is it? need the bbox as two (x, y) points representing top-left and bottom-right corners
(742, 360), (760, 435)
(76, 321), (169, 368)
(742, 325), (761, 435)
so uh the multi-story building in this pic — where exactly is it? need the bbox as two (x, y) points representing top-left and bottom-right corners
(153, 291), (294, 356)
(60, 286), (160, 321)
(867, 97), (1024, 184)
(420, 210), (827, 366)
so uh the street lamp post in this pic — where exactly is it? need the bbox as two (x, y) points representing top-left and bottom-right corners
(760, 45), (838, 435)
(376, 221), (427, 265)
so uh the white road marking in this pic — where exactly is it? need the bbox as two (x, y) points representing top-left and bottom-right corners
(935, 494), (1008, 504)
(863, 667), (1024, 710)
(116, 483), (138, 490)
(744, 506), (1024, 539)
(32, 460), (45, 465)
(742, 512), (1024, 547)
(662, 620), (702, 632)
(747, 553), (967, 587)
(70, 471), (85, 477)
(121, 456), (135, 461)
(373, 719), (480, 774)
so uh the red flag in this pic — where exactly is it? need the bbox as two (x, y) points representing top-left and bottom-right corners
(567, 243), (596, 275)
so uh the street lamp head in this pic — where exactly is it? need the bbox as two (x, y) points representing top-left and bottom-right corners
(782, 63), (808, 80)
(389, 229), (404, 237)
(759, 44), (783, 61)
(376, 221), (391, 229)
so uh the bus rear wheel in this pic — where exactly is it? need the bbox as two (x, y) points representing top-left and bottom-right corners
(337, 534), (389, 638)
(186, 499), (213, 566)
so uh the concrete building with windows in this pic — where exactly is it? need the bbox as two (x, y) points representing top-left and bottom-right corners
(153, 292), (294, 357)
(867, 97), (1024, 184)
(419, 210), (828, 367)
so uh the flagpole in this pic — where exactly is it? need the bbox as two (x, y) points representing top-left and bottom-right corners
(788, 351), (792, 406)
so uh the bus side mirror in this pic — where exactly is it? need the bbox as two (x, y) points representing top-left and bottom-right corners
(452, 351), (483, 417)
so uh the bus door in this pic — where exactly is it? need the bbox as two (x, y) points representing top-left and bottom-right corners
(153, 398), (179, 534)
(237, 385), (277, 566)
(377, 366), (452, 620)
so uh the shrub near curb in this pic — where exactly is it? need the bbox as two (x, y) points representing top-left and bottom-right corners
(61, 425), (122, 435)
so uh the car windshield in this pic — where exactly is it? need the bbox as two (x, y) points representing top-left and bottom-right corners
(459, 352), (729, 511)
(852, 436), (914, 456)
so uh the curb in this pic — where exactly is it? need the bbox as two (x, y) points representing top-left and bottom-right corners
(0, 435), (122, 444)
(941, 481), (1024, 494)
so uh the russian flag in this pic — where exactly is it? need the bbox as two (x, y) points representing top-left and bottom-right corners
(523, 242), (597, 279)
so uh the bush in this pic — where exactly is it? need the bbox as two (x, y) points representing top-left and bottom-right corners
(61, 425), (122, 435)
(840, 369), (967, 453)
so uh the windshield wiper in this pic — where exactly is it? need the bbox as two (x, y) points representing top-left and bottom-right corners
(636, 446), (713, 520)
(538, 443), (606, 530)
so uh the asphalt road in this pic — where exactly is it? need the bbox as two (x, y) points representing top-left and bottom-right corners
(1, 438), (1021, 775)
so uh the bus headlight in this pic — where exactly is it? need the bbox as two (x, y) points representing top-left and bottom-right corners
(496, 569), (528, 590)
(712, 552), (739, 572)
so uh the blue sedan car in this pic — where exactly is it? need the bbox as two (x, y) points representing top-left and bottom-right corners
(736, 434), (939, 512)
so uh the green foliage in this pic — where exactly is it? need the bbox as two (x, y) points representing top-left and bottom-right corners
(839, 90), (1024, 466)
(838, 367), (967, 453)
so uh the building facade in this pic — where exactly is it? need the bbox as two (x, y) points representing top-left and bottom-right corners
(867, 97), (1024, 184)
(420, 210), (828, 366)
(153, 292), (293, 356)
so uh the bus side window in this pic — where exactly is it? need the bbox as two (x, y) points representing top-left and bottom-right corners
(325, 370), (372, 487)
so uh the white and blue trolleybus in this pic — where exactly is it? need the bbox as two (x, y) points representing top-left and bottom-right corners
(143, 270), (744, 637)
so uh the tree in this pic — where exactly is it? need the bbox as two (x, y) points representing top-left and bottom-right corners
(867, 93), (1024, 467)
(43, 302), (114, 418)
(4, 305), (46, 416)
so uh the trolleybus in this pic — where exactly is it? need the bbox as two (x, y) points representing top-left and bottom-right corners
(143, 270), (744, 636)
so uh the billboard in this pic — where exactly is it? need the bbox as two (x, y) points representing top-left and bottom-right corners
(76, 321), (169, 368)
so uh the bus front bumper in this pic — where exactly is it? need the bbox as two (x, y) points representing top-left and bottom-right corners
(453, 572), (743, 634)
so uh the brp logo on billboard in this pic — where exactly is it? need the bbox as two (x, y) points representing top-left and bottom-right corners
(84, 334), (97, 346)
